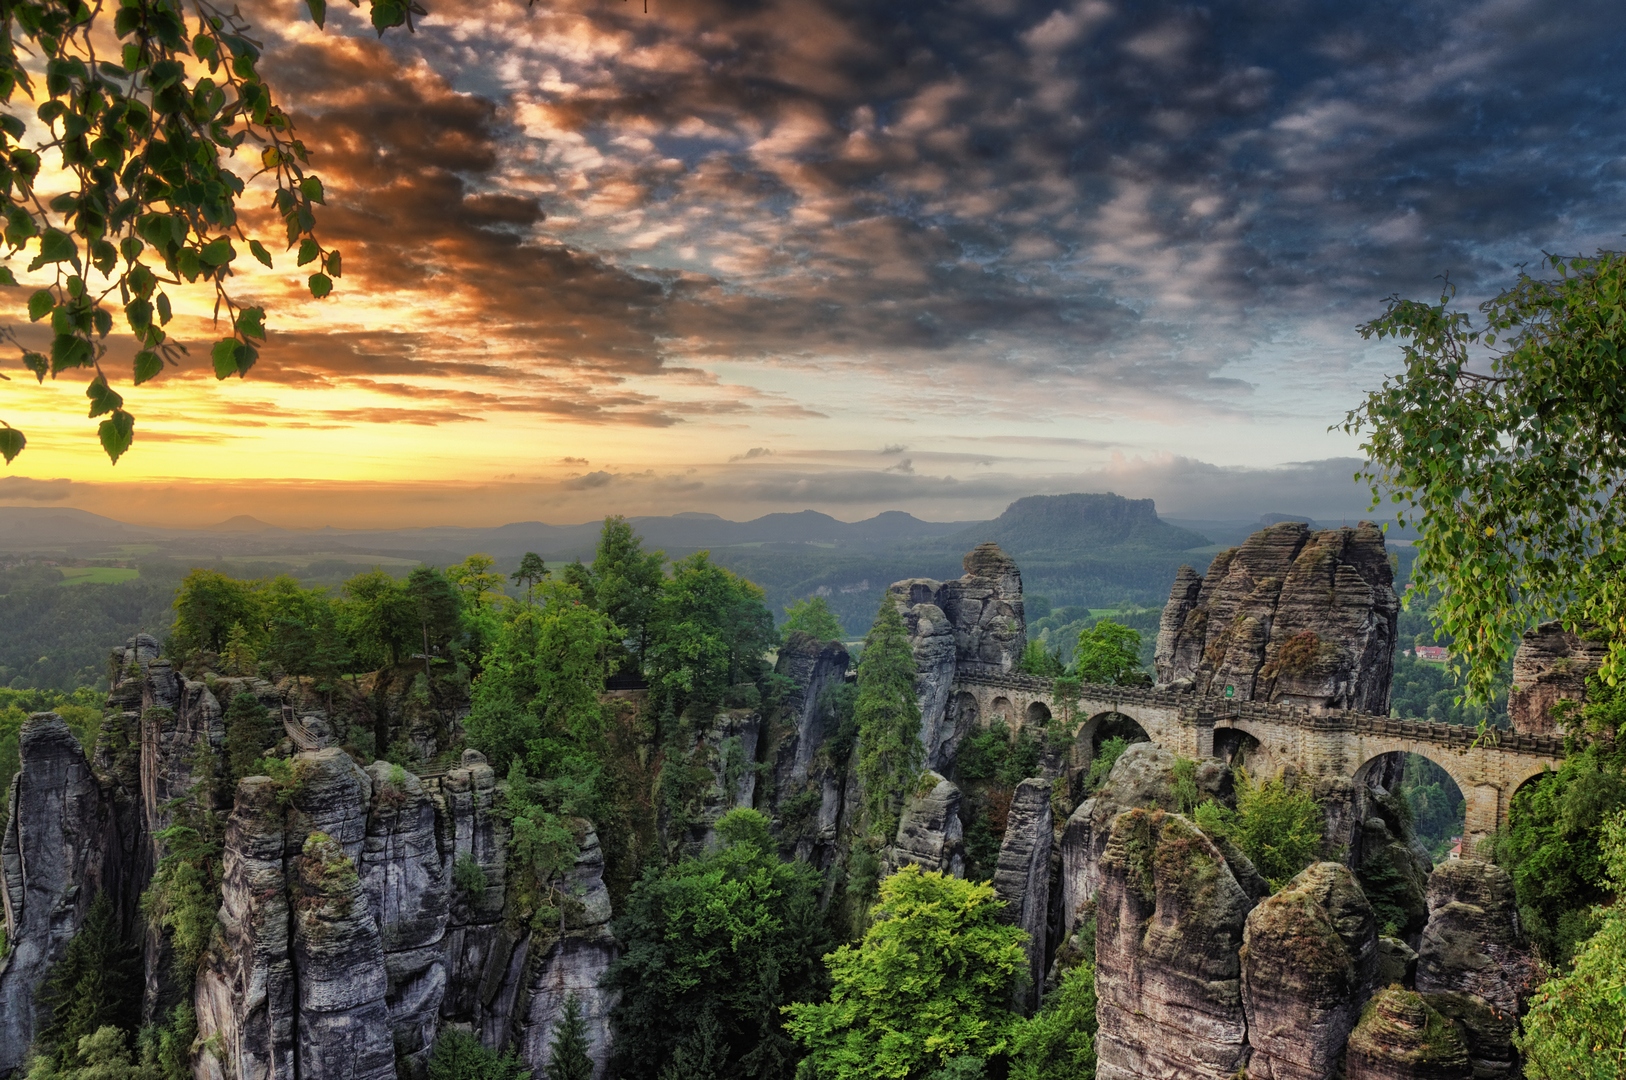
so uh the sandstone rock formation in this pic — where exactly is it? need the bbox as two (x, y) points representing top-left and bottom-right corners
(1155, 522), (1399, 713)
(1346, 986), (1472, 1080)
(434, 749), (513, 1044)
(1377, 936), (1419, 989)
(992, 777), (1051, 1009)
(512, 823), (618, 1078)
(1422, 990), (1519, 1079)
(1095, 808), (1252, 1080)
(1059, 743), (1253, 939)
(1414, 861), (1537, 1019)
(887, 772), (965, 876)
(1241, 861), (1378, 1080)
(889, 543), (1026, 769)
(772, 631), (851, 792)
(1507, 621), (1607, 734)
(0, 714), (119, 1074)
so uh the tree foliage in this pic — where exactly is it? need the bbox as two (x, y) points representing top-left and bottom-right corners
(645, 552), (774, 719)
(1008, 960), (1097, 1080)
(0, 0), (453, 463)
(545, 994), (594, 1080)
(35, 892), (139, 1065)
(425, 1030), (531, 1080)
(1515, 807), (1626, 1078)
(592, 516), (665, 669)
(1345, 252), (1626, 701)
(607, 809), (828, 1080)
(783, 866), (1027, 1080)
(852, 596), (923, 837)
(783, 596), (844, 644)
(1069, 620), (1147, 686)
(222, 690), (276, 782)
(1194, 771), (1324, 890)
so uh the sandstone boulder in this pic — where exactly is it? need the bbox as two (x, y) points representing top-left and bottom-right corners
(772, 631), (851, 790)
(1155, 522), (1398, 713)
(1095, 808), (1252, 1080)
(1422, 990), (1519, 1079)
(992, 777), (1051, 1008)
(1507, 621), (1606, 734)
(1242, 862), (1378, 1080)
(1346, 986), (1471, 1080)
(1376, 936), (1418, 989)
(888, 772), (964, 876)
(1414, 861), (1537, 1019)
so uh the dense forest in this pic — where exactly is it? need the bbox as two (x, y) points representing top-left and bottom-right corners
(1, 517), (1617, 1079)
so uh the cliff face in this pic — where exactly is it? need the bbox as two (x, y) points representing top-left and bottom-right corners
(0, 714), (120, 1074)
(1154, 522), (1399, 713)
(1507, 621), (1606, 734)
(1094, 808), (1253, 1080)
(992, 778), (1052, 1011)
(889, 543), (1026, 770)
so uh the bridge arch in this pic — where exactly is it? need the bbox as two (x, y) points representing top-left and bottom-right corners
(1027, 700), (1052, 727)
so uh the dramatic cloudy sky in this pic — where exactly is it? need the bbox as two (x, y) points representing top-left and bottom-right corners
(3, 0), (1624, 526)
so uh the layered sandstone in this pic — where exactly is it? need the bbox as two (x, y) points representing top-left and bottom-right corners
(1346, 986), (1472, 1080)
(887, 772), (965, 876)
(992, 777), (1052, 1010)
(1094, 808), (1252, 1080)
(1155, 522), (1399, 713)
(1414, 861), (1537, 1019)
(1507, 621), (1606, 734)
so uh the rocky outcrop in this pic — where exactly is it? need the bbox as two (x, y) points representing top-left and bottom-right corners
(1059, 744), (1247, 938)
(194, 776), (297, 1080)
(0, 714), (119, 1075)
(1421, 991), (1518, 1080)
(1377, 936), (1419, 989)
(772, 631), (851, 791)
(1095, 808), (1252, 1080)
(512, 823), (618, 1079)
(362, 761), (450, 1073)
(1154, 522), (1399, 713)
(292, 832), (397, 1080)
(887, 772), (964, 876)
(1346, 986), (1471, 1080)
(992, 778), (1052, 1009)
(1507, 621), (1606, 734)
(1414, 861), (1537, 1019)
(434, 749), (513, 1044)
(1241, 862), (1378, 1080)
(889, 543), (1026, 770)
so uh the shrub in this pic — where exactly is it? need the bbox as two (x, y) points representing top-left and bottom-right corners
(453, 852), (488, 897)
(1009, 960), (1097, 1080)
(425, 1030), (530, 1080)
(1195, 771), (1323, 890)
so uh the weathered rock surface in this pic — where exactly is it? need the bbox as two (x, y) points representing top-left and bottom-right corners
(194, 777), (298, 1080)
(434, 748), (513, 1045)
(1507, 621), (1607, 734)
(512, 823), (618, 1080)
(890, 543), (1026, 769)
(1376, 936), (1419, 989)
(1242, 861), (1378, 1080)
(362, 761), (450, 1072)
(0, 714), (118, 1075)
(1155, 521), (1399, 713)
(1346, 986), (1472, 1080)
(772, 631), (851, 791)
(292, 831), (397, 1080)
(1059, 744), (1249, 938)
(1414, 861), (1537, 1019)
(992, 778), (1051, 1008)
(1422, 990), (1519, 1080)
(887, 772), (964, 876)
(1095, 808), (1252, 1080)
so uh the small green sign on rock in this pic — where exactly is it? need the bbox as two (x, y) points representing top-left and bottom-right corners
(1224, 684), (1235, 699)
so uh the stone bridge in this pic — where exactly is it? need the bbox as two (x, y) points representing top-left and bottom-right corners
(951, 673), (1566, 856)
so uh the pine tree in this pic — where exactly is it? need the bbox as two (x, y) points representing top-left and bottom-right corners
(853, 596), (924, 837)
(546, 995), (595, 1080)
(223, 692), (279, 782)
(36, 892), (139, 1064)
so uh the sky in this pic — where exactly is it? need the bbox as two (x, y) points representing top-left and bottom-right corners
(2, 0), (1624, 528)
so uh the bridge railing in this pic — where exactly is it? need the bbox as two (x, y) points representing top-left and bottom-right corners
(953, 673), (1566, 759)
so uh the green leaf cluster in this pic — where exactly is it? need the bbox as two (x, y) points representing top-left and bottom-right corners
(783, 865), (1028, 1080)
(782, 596), (845, 644)
(425, 1030), (530, 1080)
(852, 597), (924, 838)
(1008, 961), (1097, 1080)
(1345, 250), (1626, 702)
(0, 0), (375, 460)
(606, 809), (829, 1080)
(34, 892), (139, 1066)
(1193, 770), (1323, 891)
(1515, 808), (1626, 1078)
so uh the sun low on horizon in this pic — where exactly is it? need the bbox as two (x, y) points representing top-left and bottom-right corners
(3, 0), (1623, 529)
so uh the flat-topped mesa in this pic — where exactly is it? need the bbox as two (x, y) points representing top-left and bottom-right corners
(1154, 521), (1399, 714)
(890, 543), (1026, 769)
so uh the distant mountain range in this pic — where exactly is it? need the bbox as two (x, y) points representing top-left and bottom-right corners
(1, 494), (1400, 638)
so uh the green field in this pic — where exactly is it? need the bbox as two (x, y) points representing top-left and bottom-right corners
(58, 566), (140, 586)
